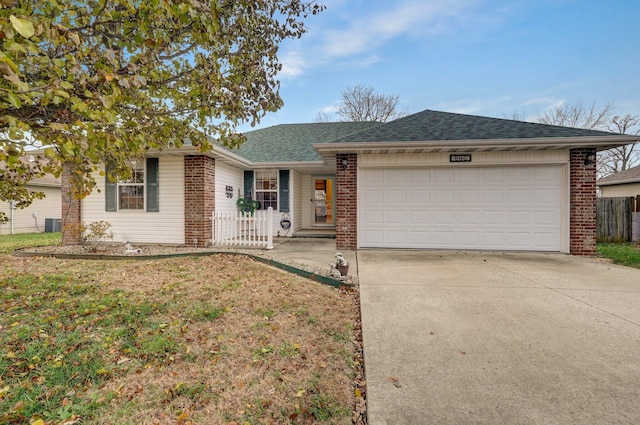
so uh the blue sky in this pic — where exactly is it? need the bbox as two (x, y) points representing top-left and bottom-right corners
(240, 0), (640, 131)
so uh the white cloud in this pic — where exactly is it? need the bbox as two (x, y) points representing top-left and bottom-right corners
(436, 96), (514, 117)
(279, 51), (307, 78)
(320, 105), (339, 114)
(524, 97), (565, 109)
(321, 0), (483, 59)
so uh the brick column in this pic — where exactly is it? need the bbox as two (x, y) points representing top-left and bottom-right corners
(61, 163), (82, 245)
(184, 155), (215, 247)
(336, 153), (357, 250)
(570, 148), (597, 256)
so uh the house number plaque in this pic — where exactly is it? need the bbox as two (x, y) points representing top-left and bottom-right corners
(450, 154), (472, 163)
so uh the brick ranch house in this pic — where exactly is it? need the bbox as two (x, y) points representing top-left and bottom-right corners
(61, 109), (637, 255)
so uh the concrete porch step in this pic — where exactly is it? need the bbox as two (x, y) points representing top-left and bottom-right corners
(292, 229), (336, 239)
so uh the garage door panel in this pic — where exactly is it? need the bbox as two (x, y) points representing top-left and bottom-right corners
(505, 232), (531, 248)
(457, 231), (480, 246)
(482, 168), (505, 181)
(409, 169), (431, 183)
(363, 189), (384, 203)
(481, 210), (504, 224)
(362, 209), (384, 224)
(533, 210), (558, 225)
(359, 165), (563, 251)
(457, 168), (479, 182)
(409, 231), (430, 245)
(387, 191), (407, 203)
(458, 210), (479, 225)
(361, 230), (384, 245)
(434, 169), (455, 183)
(433, 210), (455, 224)
(411, 210), (431, 223)
(433, 231), (456, 246)
(410, 190), (430, 203)
(481, 232), (506, 247)
(387, 210), (407, 224)
(387, 230), (408, 244)
(534, 188), (558, 203)
(481, 189), (505, 203)
(506, 167), (530, 181)
(386, 169), (407, 184)
(507, 189), (531, 203)
(504, 210), (531, 225)
(434, 189), (455, 202)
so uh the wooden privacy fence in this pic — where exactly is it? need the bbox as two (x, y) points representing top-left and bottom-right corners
(212, 208), (274, 249)
(596, 197), (639, 243)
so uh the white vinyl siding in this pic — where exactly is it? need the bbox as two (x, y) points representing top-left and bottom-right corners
(215, 161), (243, 211)
(300, 174), (312, 229)
(0, 186), (61, 235)
(82, 156), (185, 244)
(292, 170), (303, 232)
(599, 183), (640, 198)
(359, 152), (570, 252)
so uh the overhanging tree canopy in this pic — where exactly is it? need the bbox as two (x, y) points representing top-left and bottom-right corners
(0, 0), (323, 204)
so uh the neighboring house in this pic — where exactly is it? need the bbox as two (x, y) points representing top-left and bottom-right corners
(1, 173), (61, 235)
(597, 165), (640, 198)
(61, 109), (637, 255)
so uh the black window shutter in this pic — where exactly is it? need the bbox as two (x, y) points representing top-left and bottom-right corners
(279, 170), (290, 212)
(146, 157), (159, 212)
(105, 163), (117, 212)
(244, 171), (254, 200)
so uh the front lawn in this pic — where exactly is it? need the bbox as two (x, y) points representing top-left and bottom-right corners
(0, 253), (360, 424)
(596, 242), (640, 269)
(0, 232), (61, 254)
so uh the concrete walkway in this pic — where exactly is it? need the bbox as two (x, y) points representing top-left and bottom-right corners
(358, 250), (640, 425)
(268, 237), (358, 278)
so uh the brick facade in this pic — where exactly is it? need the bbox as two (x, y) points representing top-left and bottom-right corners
(336, 153), (358, 250)
(569, 148), (597, 256)
(184, 155), (215, 247)
(61, 163), (82, 245)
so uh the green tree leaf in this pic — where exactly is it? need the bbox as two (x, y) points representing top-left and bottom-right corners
(9, 15), (35, 39)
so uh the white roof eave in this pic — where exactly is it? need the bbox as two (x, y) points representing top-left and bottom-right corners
(313, 135), (639, 154)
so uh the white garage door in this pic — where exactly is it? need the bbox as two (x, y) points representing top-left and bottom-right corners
(359, 165), (563, 251)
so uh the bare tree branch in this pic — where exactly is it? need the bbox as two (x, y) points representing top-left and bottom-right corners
(537, 101), (614, 130)
(336, 84), (407, 122)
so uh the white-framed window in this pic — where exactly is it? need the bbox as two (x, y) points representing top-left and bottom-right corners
(255, 170), (278, 210)
(105, 158), (159, 213)
(118, 160), (145, 210)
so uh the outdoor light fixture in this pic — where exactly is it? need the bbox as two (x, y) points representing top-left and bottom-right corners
(341, 157), (349, 170)
(584, 153), (596, 166)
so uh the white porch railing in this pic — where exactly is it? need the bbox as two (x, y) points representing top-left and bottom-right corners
(212, 207), (274, 249)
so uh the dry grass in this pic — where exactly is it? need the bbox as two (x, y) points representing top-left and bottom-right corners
(1, 253), (361, 424)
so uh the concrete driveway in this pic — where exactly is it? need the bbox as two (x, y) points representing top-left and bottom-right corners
(358, 251), (640, 425)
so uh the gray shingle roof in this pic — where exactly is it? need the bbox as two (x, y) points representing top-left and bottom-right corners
(329, 109), (616, 143)
(598, 165), (640, 186)
(230, 122), (379, 162)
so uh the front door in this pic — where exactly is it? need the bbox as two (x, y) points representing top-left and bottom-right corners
(312, 176), (335, 226)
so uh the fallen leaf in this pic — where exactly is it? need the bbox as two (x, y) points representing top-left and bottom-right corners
(388, 376), (401, 388)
